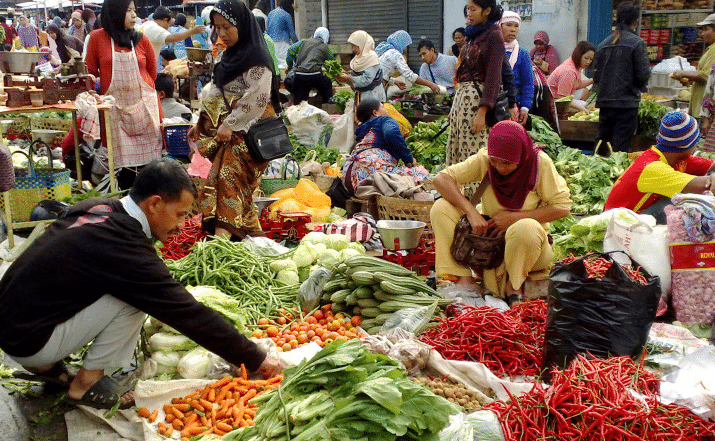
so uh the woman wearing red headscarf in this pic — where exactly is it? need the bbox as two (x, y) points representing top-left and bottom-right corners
(431, 120), (572, 303)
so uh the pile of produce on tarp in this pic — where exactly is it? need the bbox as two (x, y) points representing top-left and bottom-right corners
(165, 237), (300, 325)
(486, 354), (715, 440)
(222, 339), (460, 441)
(419, 301), (548, 378)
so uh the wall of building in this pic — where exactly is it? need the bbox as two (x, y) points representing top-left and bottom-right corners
(295, 0), (323, 40)
(442, 0), (590, 62)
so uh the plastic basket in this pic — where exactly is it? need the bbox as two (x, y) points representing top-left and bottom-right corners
(0, 149), (71, 222)
(163, 124), (192, 157)
(376, 195), (435, 245)
(31, 117), (72, 133)
(260, 155), (301, 196)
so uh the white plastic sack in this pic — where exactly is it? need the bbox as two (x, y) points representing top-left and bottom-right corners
(603, 208), (670, 315)
(652, 56), (697, 73)
(284, 101), (333, 146)
(327, 98), (355, 153)
(660, 345), (715, 421)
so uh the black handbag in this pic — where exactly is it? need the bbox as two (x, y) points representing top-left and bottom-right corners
(474, 84), (511, 128)
(245, 116), (294, 162)
(325, 176), (351, 209)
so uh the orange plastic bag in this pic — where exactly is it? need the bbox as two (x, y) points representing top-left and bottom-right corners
(294, 178), (331, 208)
(383, 102), (412, 137)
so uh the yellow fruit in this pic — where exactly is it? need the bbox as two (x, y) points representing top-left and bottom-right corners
(193, 40), (201, 48)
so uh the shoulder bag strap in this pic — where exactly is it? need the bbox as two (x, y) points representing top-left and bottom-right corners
(469, 174), (491, 206)
(427, 63), (436, 83)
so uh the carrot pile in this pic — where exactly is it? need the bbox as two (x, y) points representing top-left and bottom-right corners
(137, 365), (282, 440)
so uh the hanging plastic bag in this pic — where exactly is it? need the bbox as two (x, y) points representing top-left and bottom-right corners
(327, 98), (355, 153)
(602, 207), (670, 316)
(284, 101), (333, 146)
(299, 267), (332, 311)
(300, 150), (323, 176)
(544, 252), (660, 372)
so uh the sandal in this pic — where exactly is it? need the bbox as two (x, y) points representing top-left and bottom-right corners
(13, 361), (73, 391)
(65, 375), (135, 410)
(507, 293), (525, 306)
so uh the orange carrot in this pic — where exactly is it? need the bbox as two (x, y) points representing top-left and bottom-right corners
(171, 397), (182, 404)
(242, 389), (257, 402)
(165, 413), (175, 423)
(172, 418), (184, 430)
(170, 406), (185, 420)
(199, 398), (214, 410)
(187, 426), (207, 436)
(137, 407), (151, 419)
(208, 388), (216, 402)
(148, 410), (158, 423)
(210, 375), (232, 389)
(173, 403), (191, 412)
(190, 399), (205, 412)
(240, 364), (248, 380)
(158, 422), (169, 430)
(186, 412), (198, 426)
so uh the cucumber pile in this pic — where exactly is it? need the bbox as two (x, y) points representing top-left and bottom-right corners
(320, 255), (452, 334)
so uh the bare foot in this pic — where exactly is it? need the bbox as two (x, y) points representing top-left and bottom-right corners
(69, 367), (133, 406)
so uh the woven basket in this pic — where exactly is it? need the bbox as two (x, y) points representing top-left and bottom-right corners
(313, 173), (335, 193)
(376, 195), (435, 245)
(0, 150), (71, 222)
(260, 155), (301, 196)
(31, 117), (72, 133)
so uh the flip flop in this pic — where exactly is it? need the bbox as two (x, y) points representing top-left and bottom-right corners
(65, 375), (134, 410)
(13, 361), (73, 390)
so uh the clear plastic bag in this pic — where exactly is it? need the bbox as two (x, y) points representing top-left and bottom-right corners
(387, 339), (431, 376)
(359, 334), (393, 355)
(380, 302), (438, 334)
(466, 410), (505, 441)
(243, 235), (290, 257)
(299, 267), (333, 311)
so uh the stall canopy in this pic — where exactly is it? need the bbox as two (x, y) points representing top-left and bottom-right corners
(17, 0), (104, 9)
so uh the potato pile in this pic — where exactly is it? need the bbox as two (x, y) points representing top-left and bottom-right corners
(411, 376), (486, 412)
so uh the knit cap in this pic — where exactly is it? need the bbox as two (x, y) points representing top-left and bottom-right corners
(655, 111), (700, 152)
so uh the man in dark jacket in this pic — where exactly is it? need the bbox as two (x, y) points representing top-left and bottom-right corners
(285, 26), (336, 104)
(0, 159), (281, 409)
(593, 1), (651, 154)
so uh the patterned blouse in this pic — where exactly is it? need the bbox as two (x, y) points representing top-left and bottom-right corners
(202, 64), (272, 133)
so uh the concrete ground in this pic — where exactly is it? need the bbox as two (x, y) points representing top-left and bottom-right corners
(0, 353), (70, 441)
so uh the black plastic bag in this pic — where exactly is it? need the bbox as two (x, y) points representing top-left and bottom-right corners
(325, 176), (351, 209)
(543, 252), (660, 374)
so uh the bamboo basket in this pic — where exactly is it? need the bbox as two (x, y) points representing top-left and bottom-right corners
(376, 195), (435, 245)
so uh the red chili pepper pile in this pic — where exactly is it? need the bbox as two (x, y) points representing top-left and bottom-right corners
(419, 300), (547, 378)
(162, 216), (207, 260)
(562, 254), (649, 285)
(486, 354), (715, 440)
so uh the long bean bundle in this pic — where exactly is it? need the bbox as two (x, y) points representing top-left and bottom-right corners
(165, 237), (300, 325)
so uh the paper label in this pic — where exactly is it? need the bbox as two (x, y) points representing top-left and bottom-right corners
(670, 241), (715, 271)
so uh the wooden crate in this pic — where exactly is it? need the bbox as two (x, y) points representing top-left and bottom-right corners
(559, 120), (599, 142)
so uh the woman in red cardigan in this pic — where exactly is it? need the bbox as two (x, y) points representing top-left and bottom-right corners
(85, 0), (163, 190)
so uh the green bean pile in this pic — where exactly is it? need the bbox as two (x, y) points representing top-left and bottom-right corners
(165, 237), (300, 325)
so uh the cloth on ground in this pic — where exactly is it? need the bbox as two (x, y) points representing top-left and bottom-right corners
(354, 171), (422, 200)
(671, 193), (715, 242)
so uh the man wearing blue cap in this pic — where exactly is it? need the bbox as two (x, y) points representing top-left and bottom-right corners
(605, 111), (715, 223)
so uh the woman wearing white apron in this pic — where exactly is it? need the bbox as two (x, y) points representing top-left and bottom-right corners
(85, 0), (163, 190)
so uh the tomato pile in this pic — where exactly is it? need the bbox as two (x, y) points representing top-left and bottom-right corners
(251, 305), (364, 351)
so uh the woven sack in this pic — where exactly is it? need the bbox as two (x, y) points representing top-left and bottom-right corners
(0, 144), (15, 192)
(450, 214), (505, 270)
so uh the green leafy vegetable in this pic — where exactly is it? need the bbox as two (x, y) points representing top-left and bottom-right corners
(637, 98), (670, 140)
(241, 339), (460, 441)
(323, 59), (344, 83)
(332, 89), (355, 114)
(405, 116), (449, 172)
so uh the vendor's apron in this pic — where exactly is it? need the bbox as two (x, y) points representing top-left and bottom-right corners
(106, 39), (162, 168)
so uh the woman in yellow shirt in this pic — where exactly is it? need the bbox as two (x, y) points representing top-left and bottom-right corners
(431, 120), (572, 302)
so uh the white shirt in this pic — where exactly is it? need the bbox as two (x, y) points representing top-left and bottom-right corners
(120, 195), (152, 239)
(139, 20), (170, 61)
(379, 48), (418, 83)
